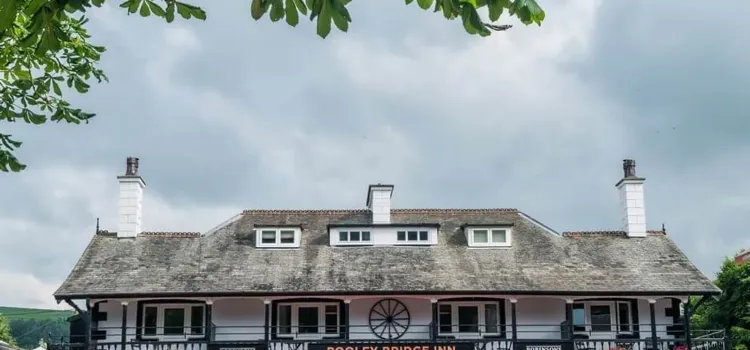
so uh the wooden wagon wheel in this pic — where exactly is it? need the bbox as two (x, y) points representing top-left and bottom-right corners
(368, 298), (410, 339)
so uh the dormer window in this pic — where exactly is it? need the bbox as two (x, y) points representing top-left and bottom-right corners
(466, 226), (512, 247)
(256, 227), (301, 248)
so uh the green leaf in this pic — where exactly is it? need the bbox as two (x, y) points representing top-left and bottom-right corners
(440, 0), (452, 18)
(405, 0), (415, 4)
(251, 0), (266, 19)
(128, 0), (140, 14)
(487, 0), (505, 22)
(417, 0), (433, 10)
(52, 80), (62, 96)
(147, 0), (166, 16)
(0, 0), (22, 35)
(331, 0), (348, 32)
(460, 5), (476, 34)
(310, 0), (323, 20)
(165, 1), (175, 21)
(191, 5), (206, 19)
(524, 0), (544, 25)
(175, 2), (192, 18)
(270, 0), (284, 22)
(292, 0), (307, 15)
(316, 0), (331, 38)
(140, 2), (151, 16)
(285, 0), (298, 26)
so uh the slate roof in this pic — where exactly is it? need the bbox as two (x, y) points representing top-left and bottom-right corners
(53, 209), (720, 299)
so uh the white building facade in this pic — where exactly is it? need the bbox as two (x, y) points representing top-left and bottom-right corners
(53, 159), (724, 350)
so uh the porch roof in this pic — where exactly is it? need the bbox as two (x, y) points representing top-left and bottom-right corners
(54, 209), (720, 299)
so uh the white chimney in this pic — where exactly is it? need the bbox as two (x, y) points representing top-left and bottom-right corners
(117, 157), (145, 238)
(615, 159), (647, 238)
(367, 184), (394, 224)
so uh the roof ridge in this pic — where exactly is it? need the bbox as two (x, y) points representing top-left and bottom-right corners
(242, 208), (518, 214)
(140, 231), (201, 238)
(562, 230), (666, 237)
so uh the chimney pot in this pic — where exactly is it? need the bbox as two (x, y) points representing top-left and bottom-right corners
(623, 159), (636, 178)
(125, 157), (139, 176)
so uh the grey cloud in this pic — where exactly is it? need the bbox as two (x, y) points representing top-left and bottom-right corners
(1, 0), (748, 307)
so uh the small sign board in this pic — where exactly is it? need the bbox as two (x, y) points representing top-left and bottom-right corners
(309, 343), (475, 350)
(208, 343), (269, 350)
(514, 341), (572, 350)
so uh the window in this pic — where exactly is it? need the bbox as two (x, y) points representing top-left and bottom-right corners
(590, 305), (612, 332)
(163, 308), (185, 335)
(397, 230), (429, 242)
(437, 301), (504, 336)
(276, 303), (340, 338)
(140, 303), (205, 339)
(617, 302), (632, 332)
(468, 227), (512, 247)
(572, 303), (585, 332)
(337, 231), (372, 243)
(144, 307), (157, 335)
(256, 227), (301, 248)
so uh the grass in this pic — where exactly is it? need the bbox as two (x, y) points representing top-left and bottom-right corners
(0, 306), (74, 321)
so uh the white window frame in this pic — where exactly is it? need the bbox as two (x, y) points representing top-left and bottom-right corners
(437, 301), (502, 337)
(396, 230), (431, 243)
(256, 227), (301, 248)
(337, 230), (373, 245)
(467, 227), (512, 247)
(276, 302), (340, 340)
(584, 301), (633, 334)
(140, 303), (205, 340)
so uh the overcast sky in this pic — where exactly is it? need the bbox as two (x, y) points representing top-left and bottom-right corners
(1, 0), (748, 309)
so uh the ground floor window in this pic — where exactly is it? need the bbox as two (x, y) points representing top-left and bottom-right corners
(437, 300), (505, 337)
(576, 301), (634, 333)
(141, 303), (205, 339)
(277, 302), (340, 339)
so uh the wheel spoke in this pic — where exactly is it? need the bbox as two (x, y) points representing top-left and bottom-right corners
(393, 320), (407, 329)
(393, 306), (405, 317)
(372, 308), (387, 318)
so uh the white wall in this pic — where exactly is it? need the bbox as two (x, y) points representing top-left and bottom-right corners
(89, 297), (679, 345)
(514, 298), (566, 339)
(349, 297), (432, 340)
(212, 299), (266, 341)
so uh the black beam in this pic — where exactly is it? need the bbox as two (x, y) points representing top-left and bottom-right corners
(684, 300), (692, 350)
(344, 301), (350, 340)
(206, 301), (213, 343)
(565, 301), (573, 340)
(85, 299), (92, 350)
(431, 301), (438, 340)
(264, 301), (270, 343)
(511, 301), (518, 343)
(121, 302), (128, 350)
(650, 301), (658, 350)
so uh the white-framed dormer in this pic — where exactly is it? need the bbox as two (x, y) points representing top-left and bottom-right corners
(328, 225), (439, 246)
(464, 224), (513, 248)
(255, 226), (302, 248)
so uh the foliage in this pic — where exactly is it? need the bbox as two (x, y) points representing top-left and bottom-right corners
(0, 307), (72, 349)
(0, 0), (543, 173)
(691, 259), (750, 350)
(9, 318), (69, 349)
(0, 307), (74, 321)
(0, 313), (16, 346)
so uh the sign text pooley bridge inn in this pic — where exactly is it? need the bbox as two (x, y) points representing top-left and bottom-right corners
(308, 344), (476, 350)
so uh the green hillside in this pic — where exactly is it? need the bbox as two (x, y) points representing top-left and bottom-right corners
(0, 306), (74, 320)
(0, 307), (74, 349)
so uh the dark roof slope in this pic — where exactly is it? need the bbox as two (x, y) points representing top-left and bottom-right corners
(53, 209), (720, 299)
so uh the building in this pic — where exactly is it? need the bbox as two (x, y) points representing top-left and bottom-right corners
(735, 249), (750, 264)
(52, 158), (726, 350)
